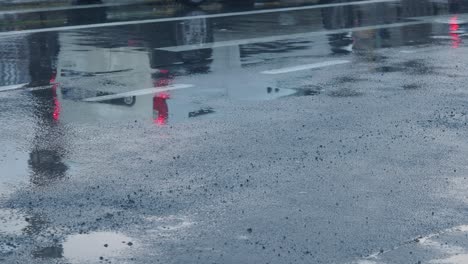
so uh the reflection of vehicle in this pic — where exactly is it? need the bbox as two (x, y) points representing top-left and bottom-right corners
(53, 0), (304, 125)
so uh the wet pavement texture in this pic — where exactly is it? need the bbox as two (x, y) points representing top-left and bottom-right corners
(2, 0), (468, 263)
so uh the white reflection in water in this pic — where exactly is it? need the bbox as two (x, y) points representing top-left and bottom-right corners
(431, 254), (468, 264)
(63, 232), (135, 263)
(0, 209), (28, 235)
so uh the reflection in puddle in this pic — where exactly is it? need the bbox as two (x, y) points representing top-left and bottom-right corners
(357, 224), (468, 264)
(0, 209), (28, 235)
(0, 149), (29, 198)
(431, 254), (468, 264)
(63, 232), (135, 263)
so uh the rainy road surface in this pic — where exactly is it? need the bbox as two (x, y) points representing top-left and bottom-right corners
(2, 0), (468, 263)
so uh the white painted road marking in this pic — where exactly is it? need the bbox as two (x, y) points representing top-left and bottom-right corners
(0, 0), (398, 37)
(431, 35), (454, 39)
(83, 84), (193, 102)
(158, 21), (425, 52)
(261, 60), (350, 75)
(0, 83), (28, 92)
(430, 33), (468, 39)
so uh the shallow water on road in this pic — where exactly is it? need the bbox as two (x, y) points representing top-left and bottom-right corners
(2, 1), (468, 264)
(62, 232), (136, 263)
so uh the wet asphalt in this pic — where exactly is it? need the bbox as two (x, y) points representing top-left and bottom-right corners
(2, 0), (468, 263)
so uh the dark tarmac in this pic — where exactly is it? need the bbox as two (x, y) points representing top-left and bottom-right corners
(2, 0), (468, 263)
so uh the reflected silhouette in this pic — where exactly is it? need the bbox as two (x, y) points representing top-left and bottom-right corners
(28, 33), (59, 87)
(175, 10), (213, 74)
(320, 0), (444, 55)
(320, 0), (355, 54)
(27, 32), (67, 186)
(142, 8), (214, 124)
(145, 8), (213, 75)
(54, 5), (215, 124)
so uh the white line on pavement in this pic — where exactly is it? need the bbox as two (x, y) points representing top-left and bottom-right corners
(26, 85), (55, 91)
(0, 83), (28, 92)
(83, 84), (193, 102)
(261, 60), (350, 74)
(158, 21), (425, 52)
(0, 0), (398, 37)
(431, 35), (454, 39)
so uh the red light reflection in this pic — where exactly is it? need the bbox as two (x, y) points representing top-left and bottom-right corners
(51, 78), (61, 122)
(153, 70), (172, 125)
(449, 16), (461, 48)
(153, 96), (169, 126)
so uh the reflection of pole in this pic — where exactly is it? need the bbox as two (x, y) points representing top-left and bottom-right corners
(27, 31), (67, 186)
(50, 73), (61, 121)
(28, 77), (67, 186)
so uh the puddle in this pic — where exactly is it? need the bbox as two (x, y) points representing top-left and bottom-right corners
(455, 225), (468, 232)
(0, 209), (28, 235)
(0, 148), (29, 197)
(63, 232), (135, 263)
(354, 224), (468, 264)
(431, 254), (468, 264)
(0, 0), (459, 127)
